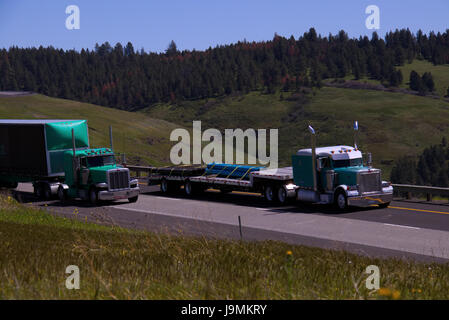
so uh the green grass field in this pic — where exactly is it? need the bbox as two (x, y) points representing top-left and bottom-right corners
(398, 60), (449, 97)
(0, 94), (179, 166)
(0, 194), (448, 299)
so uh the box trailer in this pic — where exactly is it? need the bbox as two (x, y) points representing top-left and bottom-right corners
(0, 119), (89, 181)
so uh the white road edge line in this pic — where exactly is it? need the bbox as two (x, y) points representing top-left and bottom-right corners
(384, 223), (421, 230)
(155, 196), (180, 201)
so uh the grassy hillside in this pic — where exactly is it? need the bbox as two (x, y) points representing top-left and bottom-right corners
(1, 194), (448, 299)
(0, 94), (179, 165)
(398, 60), (449, 97)
(142, 86), (449, 178)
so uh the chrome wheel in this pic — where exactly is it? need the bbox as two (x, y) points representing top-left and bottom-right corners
(265, 186), (275, 202)
(336, 192), (347, 210)
(278, 187), (287, 204)
(185, 181), (193, 196)
(161, 179), (168, 193)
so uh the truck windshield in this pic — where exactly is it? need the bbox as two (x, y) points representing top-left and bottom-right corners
(87, 155), (115, 167)
(333, 158), (362, 168)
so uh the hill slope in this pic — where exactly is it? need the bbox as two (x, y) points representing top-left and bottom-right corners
(0, 94), (179, 165)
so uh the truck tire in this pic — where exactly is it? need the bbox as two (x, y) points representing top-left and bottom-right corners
(89, 188), (99, 206)
(44, 185), (52, 200)
(58, 185), (67, 203)
(264, 185), (277, 202)
(160, 178), (169, 193)
(128, 195), (138, 203)
(335, 190), (348, 211)
(277, 186), (288, 205)
(34, 184), (43, 199)
(184, 180), (196, 196)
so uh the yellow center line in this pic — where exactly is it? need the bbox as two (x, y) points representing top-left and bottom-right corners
(389, 206), (449, 215)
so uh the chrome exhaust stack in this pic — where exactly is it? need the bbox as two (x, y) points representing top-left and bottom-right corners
(308, 125), (318, 192)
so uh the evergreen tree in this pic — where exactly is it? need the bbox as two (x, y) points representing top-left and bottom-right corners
(422, 72), (435, 92)
(166, 40), (178, 56)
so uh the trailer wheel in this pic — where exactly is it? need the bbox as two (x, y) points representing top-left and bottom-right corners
(89, 188), (99, 206)
(44, 185), (52, 200)
(335, 190), (348, 211)
(277, 187), (288, 205)
(264, 185), (276, 202)
(58, 185), (67, 203)
(160, 178), (169, 193)
(34, 184), (43, 199)
(184, 180), (195, 196)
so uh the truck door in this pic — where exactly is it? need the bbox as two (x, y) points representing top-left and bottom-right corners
(318, 157), (332, 191)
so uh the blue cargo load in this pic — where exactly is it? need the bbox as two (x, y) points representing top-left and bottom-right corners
(205, 163), (263, 180)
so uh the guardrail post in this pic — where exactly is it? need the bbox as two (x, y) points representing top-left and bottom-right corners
(427, 193), (432, 202)
(406, 192), (411, 200)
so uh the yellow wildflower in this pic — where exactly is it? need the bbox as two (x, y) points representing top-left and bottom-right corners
(378, 288), (392, 296)
(392, 290), (401, 300)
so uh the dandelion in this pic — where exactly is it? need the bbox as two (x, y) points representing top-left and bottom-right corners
(286, 250), (292, 256)
(378, 288), (400, 300)
(392, 290), (401, 300)
(378, 288), (392, 296)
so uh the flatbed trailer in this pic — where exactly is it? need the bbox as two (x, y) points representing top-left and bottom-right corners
(149, 123), (394, 210)
(148, 165), (298, 203)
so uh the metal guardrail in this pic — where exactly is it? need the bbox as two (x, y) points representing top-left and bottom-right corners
(392, 184), (449, 201)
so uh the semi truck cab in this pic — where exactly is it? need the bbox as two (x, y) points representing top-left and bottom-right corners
(58, 147), (139, 204)
(292, 145), (393, 209)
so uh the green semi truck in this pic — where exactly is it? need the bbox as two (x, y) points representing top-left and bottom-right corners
(0, 119), (139, 204)
(148, 122), (393, 210)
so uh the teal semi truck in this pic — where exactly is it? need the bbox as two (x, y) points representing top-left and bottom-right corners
(148, 123), (393, 210)
(0, 119), (139, 204)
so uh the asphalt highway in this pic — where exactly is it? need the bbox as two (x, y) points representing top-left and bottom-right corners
(12, 183), (449, 262)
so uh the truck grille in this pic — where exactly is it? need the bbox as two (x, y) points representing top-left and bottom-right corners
(358, 171), (381, 194)
(108, 169), (130, 190)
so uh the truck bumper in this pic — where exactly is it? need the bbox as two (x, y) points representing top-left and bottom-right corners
(98, 187), (139, 201)
(347, 193), (393, 207)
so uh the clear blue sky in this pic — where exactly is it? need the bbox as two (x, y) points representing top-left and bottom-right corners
(0, 0), (448, 52)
